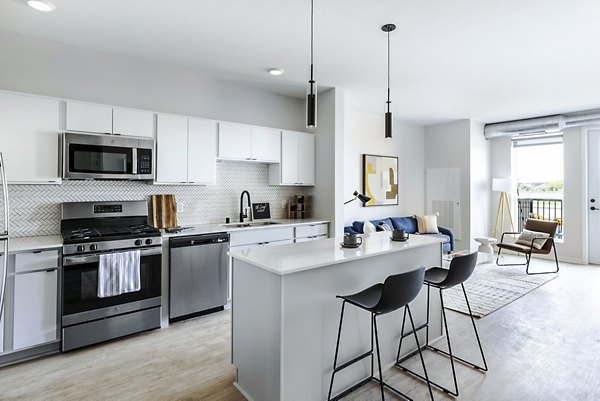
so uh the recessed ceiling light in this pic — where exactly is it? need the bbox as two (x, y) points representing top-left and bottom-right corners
(268, 68), (284, 76)
(26, 0), (56, 12)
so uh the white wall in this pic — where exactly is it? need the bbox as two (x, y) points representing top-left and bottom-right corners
(343, 109), (425, 225)
(561, 126), (586, 263)
(0, 29), (305, 131)
(469, 121), (491, 251)
(424, 120), (471, 249)
(306, 88), (345, 236)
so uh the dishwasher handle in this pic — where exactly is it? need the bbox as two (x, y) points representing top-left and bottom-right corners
(169, 232), (230, 248)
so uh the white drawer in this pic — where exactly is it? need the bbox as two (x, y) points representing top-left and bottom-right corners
(14, 250), (59, 273)
(229, 227), (295, 247)
(295, 234), (327, 243)
(295, 223), (328, 239)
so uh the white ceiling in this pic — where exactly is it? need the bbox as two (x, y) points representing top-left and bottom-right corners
(1, 0), (600, 125)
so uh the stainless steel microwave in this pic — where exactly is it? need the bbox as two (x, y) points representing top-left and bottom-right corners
(61, 132), (154, 180)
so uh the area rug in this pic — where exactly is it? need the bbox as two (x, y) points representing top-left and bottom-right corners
(442, 262), (557, 318)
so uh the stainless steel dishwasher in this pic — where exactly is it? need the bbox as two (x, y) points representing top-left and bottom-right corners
(169, 232), (229, 322)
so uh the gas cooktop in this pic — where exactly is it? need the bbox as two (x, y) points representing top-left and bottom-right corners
(62, 224), (160, 243)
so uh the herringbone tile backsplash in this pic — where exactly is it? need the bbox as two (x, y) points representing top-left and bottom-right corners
(6, 161), (303, 237)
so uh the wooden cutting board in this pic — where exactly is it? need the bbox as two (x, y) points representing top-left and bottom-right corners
(151, 194), (177, 229)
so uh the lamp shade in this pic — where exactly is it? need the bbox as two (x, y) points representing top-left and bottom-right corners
(492, 178), (512, 192)
(355, 191), (371, 204)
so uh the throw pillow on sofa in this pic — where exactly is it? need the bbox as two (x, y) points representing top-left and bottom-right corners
(376, 222), (393, 231)
(416, 215), (440, 234)
(363, 221), (377, 234)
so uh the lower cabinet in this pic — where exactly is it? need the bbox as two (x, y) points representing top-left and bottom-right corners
(0, 249), (60, 361)
(13, 269), (58, 350)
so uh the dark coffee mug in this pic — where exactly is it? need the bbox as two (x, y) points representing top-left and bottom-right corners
(392, 230), (409, 240)
(343, 233), (363, 246)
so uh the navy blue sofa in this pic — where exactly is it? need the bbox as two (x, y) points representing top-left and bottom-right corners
(344, 216), (454, 253)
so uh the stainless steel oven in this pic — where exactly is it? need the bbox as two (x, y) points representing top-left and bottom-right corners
(61, 132), (154, 180)
(60, 201), (162, 351)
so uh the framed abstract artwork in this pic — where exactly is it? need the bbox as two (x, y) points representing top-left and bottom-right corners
(362, 154), (399, 206)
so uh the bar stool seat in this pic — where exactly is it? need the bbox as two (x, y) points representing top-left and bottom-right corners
(339, 283), (383, 311)
(422, 268), (448, 285)
(328, 267), (434, 401)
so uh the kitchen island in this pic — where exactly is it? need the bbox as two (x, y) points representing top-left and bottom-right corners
(229, 231), (444, 401)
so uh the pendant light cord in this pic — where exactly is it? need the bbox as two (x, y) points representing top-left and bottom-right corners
(310, 0), (314, 85)
(387, 29), (391, 112)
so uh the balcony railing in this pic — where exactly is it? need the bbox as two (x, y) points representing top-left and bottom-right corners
(517, 198), (563, 239)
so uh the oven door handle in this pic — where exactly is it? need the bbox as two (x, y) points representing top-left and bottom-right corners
(63, 248), (162, 266)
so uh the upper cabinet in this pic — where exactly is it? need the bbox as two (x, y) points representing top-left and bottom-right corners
(0, 91), (61, 183)
(65, 101), (112, 134)
(218, 123), (252, 160)
(112, 107), (155, 138)
(218, 123), (280, 163)
(188, 118), (218, 184)
(269, 131), (315, 186)
(156, 114), (217, 185)
(65, 101), (154, 138)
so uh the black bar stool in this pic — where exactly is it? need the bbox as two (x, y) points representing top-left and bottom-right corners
(396, 252), (488, 397)
(328, 267), (434, 401)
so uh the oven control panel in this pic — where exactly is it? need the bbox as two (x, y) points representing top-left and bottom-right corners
(94, 204), (123, 214)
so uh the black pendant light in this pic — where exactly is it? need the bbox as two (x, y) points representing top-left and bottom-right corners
(382, 23), (396, 138)
(306, 0), (317, 128)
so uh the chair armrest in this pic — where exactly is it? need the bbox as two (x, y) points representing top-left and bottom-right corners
(437, 226), (454, 252)
(500, 231), (521, 243)
(530, 237), (555, 247)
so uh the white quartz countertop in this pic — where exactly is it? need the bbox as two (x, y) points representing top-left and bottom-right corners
(7, 235), (63, 253)
(3, 219), (329, 253)
(228, 231), (443, 275)
(160, 218), (329, 238)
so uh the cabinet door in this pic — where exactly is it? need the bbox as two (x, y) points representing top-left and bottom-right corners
(156, 114), (188, 183)
(13, 270), (58, 350)
(298, 132), (316, 185)
(218, 123), (252, 160)
(0, 92), (60, 183)
(112, 107), (155, 138)
(188, 118), (217, 184)
(251, 127), (281, 162)
(65, 101), (112, 134)
(280, 131), (299, 184)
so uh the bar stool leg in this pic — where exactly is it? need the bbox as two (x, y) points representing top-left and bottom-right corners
(373, 314), (386, 400)
(406, 305), (435, 401)
(328, 301), (347, 401)
(461, 283), (488, 371)
(439, 288), (459, 396)
(395, 306), (408, 363)
(425, 284), (431, 345)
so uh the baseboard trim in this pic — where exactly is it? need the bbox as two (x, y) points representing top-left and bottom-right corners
(496, 250), (583, 265)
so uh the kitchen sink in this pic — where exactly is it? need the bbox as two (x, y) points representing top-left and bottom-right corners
(221, 221), (281, 228)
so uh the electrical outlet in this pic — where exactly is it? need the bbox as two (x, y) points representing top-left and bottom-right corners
(178, 202), (185, 213)
(281, 199), (287, 209)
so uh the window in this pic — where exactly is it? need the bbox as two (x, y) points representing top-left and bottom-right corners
(512, 135), (564, 238)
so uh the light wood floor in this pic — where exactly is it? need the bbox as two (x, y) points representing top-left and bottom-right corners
(1, 257), (599, 401)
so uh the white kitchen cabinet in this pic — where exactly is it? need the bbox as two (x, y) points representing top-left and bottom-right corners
(251, 127), (281, 162)
(156, 114), (189, 183)
(0, 91), (61, 183)
(298, 133), (316, 185)
(0, 254), (3, 353)
(13, 269), (58, 350)
(65, 101), (113, 134)
(188, 118), (217, 184)
(218, 123), (252, 160)
(112, 107), (155, 138)
(269, 131), (315, 186)
(280, 131), (299, 184)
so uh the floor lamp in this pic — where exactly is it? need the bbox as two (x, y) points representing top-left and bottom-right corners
(492, 178), (516, 238)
